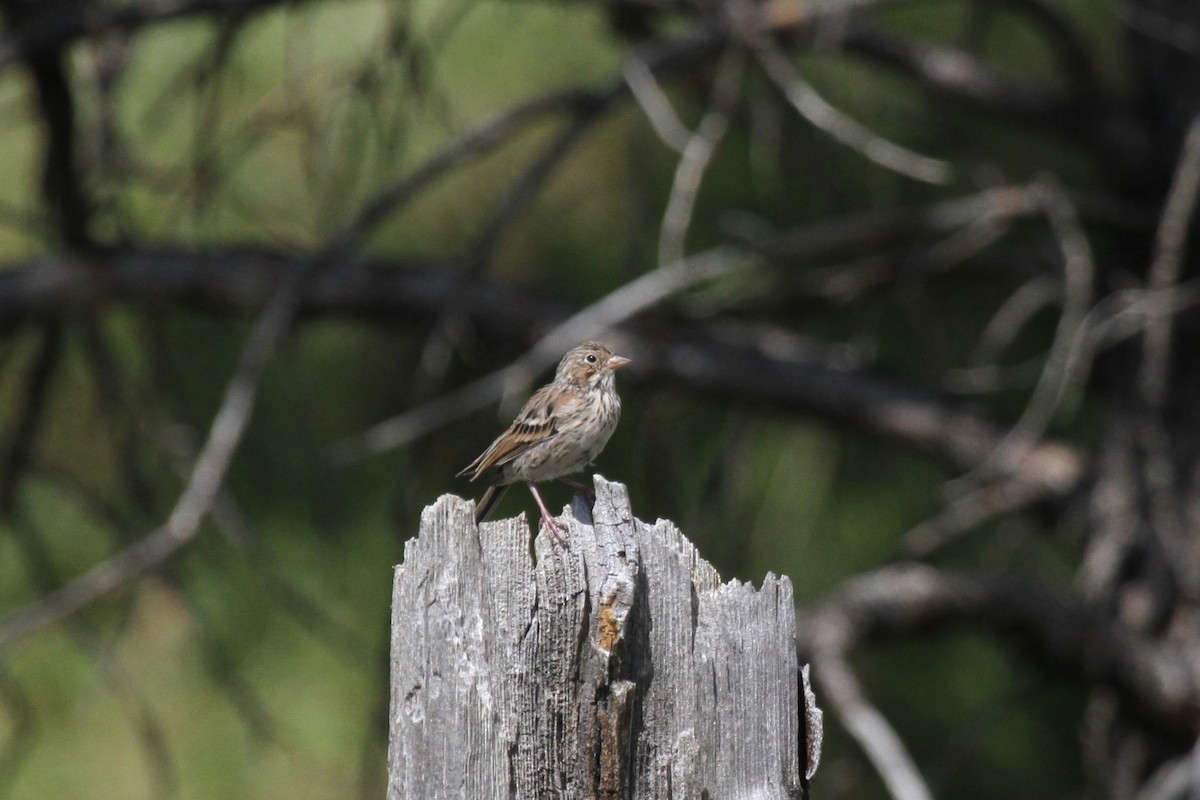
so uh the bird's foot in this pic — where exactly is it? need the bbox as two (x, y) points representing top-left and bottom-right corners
(541, 513), (568, 546)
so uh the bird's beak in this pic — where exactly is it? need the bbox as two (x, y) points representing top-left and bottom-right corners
(607, 354), (631, 370)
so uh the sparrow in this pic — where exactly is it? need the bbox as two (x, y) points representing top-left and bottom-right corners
(458, 341), (630, 543)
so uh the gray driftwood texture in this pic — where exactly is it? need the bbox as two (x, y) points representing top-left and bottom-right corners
(388, 476), (817, 799)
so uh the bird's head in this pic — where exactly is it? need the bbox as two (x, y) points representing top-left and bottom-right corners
(556, 341), (631, 389)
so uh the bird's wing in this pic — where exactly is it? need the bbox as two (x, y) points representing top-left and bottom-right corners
(457, 386), (559, 480)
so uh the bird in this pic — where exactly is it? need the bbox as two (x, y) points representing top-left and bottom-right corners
(458, 341), (630, 543)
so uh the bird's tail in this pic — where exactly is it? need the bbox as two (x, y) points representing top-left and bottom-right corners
(474, 484), (508, 524)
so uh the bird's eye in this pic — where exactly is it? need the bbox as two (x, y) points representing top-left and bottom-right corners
(586, 354), (597, 363)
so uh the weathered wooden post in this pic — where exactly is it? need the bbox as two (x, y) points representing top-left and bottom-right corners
(388, 475), (820, 799)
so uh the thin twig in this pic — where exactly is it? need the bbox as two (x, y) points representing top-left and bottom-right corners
(1120, 5), (1200, 58)
(968, 275), (1061, 367)
(413, 107), (607, 404)
(822, 658), (934, 800)
(158, 420), (375, 663)
(1140, 112), (1200, 410)
(332, 244), (758, 461)
(801, 564), (1200, 736)
(809, 615), (935, 800)
(752, 32), (953, 184)
(1046, 278), (1200, 450)
(0, 84), (621, 650)
(623, 56), (691, 152)
(334, 89), (603, 250)
(0, 281), (299, 652)
(0, 323), (63, 516)
(1136, 113), (1200, 597)
(838, 21), (1084, 130)
(895, 477), (1049, 559)
(8, 506), (180, 798)
(956, 179), (1093, 489)
(993, 0), (1099, 91)
(658, 47), (745, 267)
(1083, 283), (1200, 354)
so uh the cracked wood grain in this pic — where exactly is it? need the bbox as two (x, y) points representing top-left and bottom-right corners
(388, 476), (812, 799)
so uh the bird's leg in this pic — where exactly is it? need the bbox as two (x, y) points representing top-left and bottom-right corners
(474, 484), (508, 524)
(527, 482), (567, 545)
(557, 476), (596, 506)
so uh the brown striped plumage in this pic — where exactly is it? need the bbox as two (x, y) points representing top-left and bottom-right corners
(458, 342), (629, 543)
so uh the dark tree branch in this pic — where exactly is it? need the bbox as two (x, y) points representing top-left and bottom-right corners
(0, 64), (620, 650)
(841, 22), (1074, 125)
(407, 102), (613, 406)
(0, 323), (62, 516)
(835, 21), (1154, 184)
(0, 184), (1094, 326)
(992, 0), (1100, 93)
(332, 89), (613, 253)
(1, 0), (92, 248)
(0, 0), (1195, 797)
(0, 0), (309, 69)
(635, 324), (1084, 497)
(0, 277), (299, 653)
(6, 501), (179, 799)
(0, 241), (1083, 497)
(799, 564), (1200, 734)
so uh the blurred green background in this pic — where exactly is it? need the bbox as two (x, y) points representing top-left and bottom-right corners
(0, 0), (1171, 798)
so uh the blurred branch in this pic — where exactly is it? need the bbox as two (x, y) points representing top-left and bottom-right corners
(640, 322), (1083, 496)
(0, 248), (551, 329)
(0, 186), (1081, 324)
(839, 22), (1073, 124)
(1134, 736), (1200, 800)
(0, 323), (62, 517)
(0, 279), (298, 652)
(835, 20), (1151, 180)
(992, 0), (1100, 92)
(623, 56), (692, 152)
(1, 0), (92, 248)
(332, 244), (759, 461)
(0, 0), (306, 69)
(411, 102), (612, 403)
(658, 47), (745, 266)
(7, 506), (179, 798)
(751, 29), (953, 184)
(966, 275), (1061, 368)
(894, 476), (1054, 559)
(1140, 111), (1200, 410)
(0, 74), (620, 648)
(811, 641), (934, 800)
(799, 565), (1200, 734)
(1136, 112), (1200, 599)
(957, 180), (1093, 488)
(332, 88), (612, 251)
(0, 208), (1091, 499)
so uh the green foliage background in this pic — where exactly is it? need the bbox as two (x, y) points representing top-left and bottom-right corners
(0, 0), (1134, 797)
